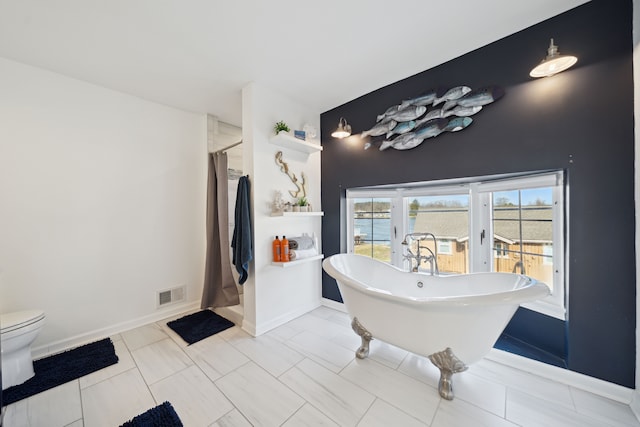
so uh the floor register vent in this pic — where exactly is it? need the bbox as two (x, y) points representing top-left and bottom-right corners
(157, 285), (186, 308)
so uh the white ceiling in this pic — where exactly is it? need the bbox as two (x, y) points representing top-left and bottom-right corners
(0, 0), (589, 127)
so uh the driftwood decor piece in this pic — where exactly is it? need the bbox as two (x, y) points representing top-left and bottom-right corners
(275, 151), (307, 199)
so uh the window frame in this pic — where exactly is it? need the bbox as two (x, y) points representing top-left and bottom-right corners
(476, 172), (565, 319)
(437, 239), (453, 255)
(345, 170), (566, 320)
(346, 193), (397, 263)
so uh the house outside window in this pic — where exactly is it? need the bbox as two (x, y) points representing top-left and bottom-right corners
(409, 194), (469, 274)
(346, 171), (565, 320)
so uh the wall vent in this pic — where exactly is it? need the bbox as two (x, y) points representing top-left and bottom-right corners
(157, 285), (186, 308)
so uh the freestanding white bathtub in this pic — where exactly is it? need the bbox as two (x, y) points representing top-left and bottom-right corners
(322, 253), (550, 400)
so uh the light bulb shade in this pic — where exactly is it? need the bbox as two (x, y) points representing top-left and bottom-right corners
(331, 117), (352, 138)
(530, 38), (577, 78)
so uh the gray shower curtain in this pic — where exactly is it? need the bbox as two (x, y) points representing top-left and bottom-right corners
(201, 152), (240, 309)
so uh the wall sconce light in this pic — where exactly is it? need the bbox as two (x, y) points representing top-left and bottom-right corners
(530, 38), (577, 78)
(331, 117), (352, 139)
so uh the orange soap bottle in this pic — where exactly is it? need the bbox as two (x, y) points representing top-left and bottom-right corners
(272, 236), (281, 262)
(280, 235), (290, 262)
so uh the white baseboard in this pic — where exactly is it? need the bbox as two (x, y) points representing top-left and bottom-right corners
(241, 318), (257, 337)
(252, 300), (321, 336)
(321, 297), (347, 313)
(630, 391), (640, 419)
(213, 304), (244, 327)
(486, 348), (634, 405)
(31, 301), (200, 359)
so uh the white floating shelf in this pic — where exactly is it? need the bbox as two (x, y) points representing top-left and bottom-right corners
(271, 254), (324, 268)
(269, 132), (323, 153)
(270, 211), (324, 217)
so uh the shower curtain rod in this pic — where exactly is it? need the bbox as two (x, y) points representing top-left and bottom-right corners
(213, 140), (243, 154)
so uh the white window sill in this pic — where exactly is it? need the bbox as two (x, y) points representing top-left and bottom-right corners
(521, 298), (566, 320)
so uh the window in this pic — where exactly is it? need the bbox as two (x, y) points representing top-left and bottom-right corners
(346, 171), (566, 319)
(438, 240), (452, 255)
(408, 194), (469, 274)
(350, 197), (392, 263)
(494, 241), (509, 258)
(491, 188), (553, 278)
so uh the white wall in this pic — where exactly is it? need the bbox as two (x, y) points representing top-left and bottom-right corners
(242, 82), (322, 335)
(633, 0), (640, 418)
(0, 58), (207, 355)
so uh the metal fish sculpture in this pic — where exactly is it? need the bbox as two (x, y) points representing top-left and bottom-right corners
(369, 85), (504, 151)
(414, 109), (443, 127)
(432, 86), (471, 106)
(376, 105), (401, 122)
(442, 105), (482, 118)
(386, 120), (416, 138)
(443, 117), (473, 132)
(456, 86), (505, 107)
(379, 132), (418, 151)
(361, 119), (397, 138)
(413, 118), (448, 139)
(379, 118), (448, 151)
(385, 105), (427, 122)
(441, 99), (459, 111)
(399, 89), (438, 109)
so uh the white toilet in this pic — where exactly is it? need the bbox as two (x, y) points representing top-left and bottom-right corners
(1, 310), (46, 389)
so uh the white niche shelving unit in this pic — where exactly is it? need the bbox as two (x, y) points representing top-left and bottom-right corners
(269, 131), (323, 268)
(269, 217), (324, 267)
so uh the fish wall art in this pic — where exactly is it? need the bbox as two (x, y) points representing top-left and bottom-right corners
(362, 85), (504, 151)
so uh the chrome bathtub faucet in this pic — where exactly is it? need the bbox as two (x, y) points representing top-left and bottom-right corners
(402, 232), (440, 275)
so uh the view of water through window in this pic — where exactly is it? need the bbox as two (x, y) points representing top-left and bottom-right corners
(352, 198), (393, 262)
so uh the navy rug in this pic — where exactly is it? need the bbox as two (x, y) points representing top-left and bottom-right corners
(167, 310), (234, 345)
(2, 338), (118, 406)
(120, 401), (183, 427)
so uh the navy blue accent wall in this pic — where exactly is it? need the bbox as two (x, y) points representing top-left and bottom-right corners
(320, 0), (635, 387)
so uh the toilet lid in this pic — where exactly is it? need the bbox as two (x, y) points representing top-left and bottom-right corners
(1, 310), (45, 334)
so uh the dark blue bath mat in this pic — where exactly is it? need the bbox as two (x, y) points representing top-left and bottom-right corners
(120, 401), (183, 427)
(2, 337), (118, 406)
(167, 310), (234, 345)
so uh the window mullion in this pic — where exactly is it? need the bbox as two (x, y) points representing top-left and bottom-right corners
(390, 195), (405, 268)
(470, 184), (491, 272)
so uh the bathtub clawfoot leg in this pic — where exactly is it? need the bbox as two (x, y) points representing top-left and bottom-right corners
(428, 347), (468, 400)
(351, 317), (373, 359)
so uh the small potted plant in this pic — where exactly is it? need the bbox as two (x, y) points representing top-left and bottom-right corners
(274, 120), (290, 135)
(297, 196), (309, 212)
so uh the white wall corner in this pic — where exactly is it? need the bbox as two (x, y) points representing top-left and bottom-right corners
(321, 297), (347, 313)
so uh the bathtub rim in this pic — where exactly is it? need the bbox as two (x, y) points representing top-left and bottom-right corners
(322, 253), (550, 308)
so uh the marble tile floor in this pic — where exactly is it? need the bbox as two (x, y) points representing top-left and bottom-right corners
(3, 306), (639, 427)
